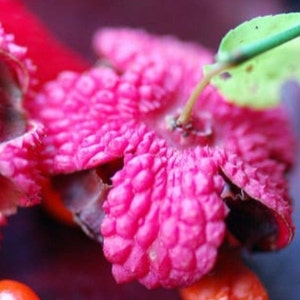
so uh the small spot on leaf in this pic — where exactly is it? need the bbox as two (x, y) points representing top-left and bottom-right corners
(245, 64), (253, 73)
(220, 72), (232, 80)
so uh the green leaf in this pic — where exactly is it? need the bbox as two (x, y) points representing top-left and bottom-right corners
(206, 13), (300, 109)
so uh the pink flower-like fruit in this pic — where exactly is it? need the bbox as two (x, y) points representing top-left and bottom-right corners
(29, 28), (295, 288)
(0, 0), (91, 226)
(0, 24), (44, 223)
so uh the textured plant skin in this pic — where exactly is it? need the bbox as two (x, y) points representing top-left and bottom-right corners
(29, 28), (295, 288)
(102, 146), (227, 288)
(94, 28), (295, 251)
(0, 0), (92, 226)
(0, 23), (44, 222)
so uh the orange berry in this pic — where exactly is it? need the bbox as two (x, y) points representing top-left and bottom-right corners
(0, 279), (40, 300)
(42, 181), (75, 226)
(180, 250), (269, 300)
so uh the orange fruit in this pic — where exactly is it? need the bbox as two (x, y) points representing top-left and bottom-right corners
(180, 250), (269, 300)
(42, 180), (75, 226)
(0, 279), (40, 300)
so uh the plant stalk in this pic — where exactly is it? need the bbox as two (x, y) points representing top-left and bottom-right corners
(177, 23), (300, 125)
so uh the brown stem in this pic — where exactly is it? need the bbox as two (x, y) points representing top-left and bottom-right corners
(177, 62), (231, 126)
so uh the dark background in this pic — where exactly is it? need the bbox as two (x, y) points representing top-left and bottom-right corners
(22, 0), (289, 60)
(0, 1), (300, 299)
